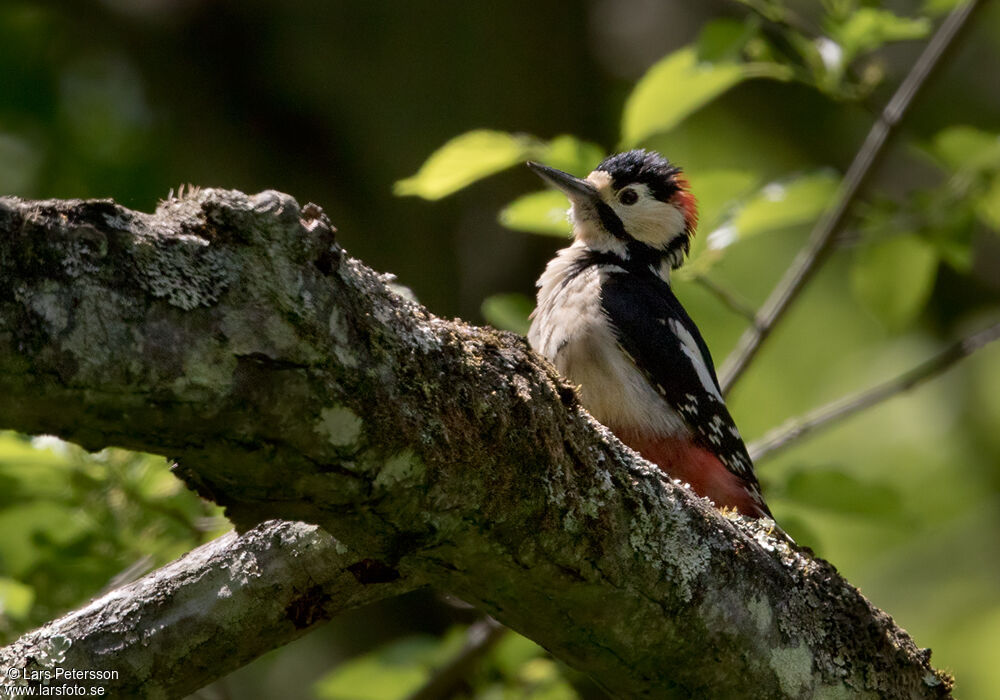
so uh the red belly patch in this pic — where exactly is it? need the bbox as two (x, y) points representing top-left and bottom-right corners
(613, 429), (768, 518)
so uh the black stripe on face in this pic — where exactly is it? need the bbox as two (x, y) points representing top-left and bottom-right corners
(595, 200), (628, 240)
(663, 231), (692, 268)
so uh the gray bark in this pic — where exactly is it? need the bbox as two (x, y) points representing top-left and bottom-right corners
(0, 190), (952, 698)
(0, 521), (415, 698)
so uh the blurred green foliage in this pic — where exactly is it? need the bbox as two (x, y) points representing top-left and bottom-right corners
(0, 433), (224, 640)
(2, 0), (1000, 698)
(315, 631), (467, 700)
(315, 628), (579, 700)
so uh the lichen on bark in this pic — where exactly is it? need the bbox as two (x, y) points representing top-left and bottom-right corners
(0, 190), (953, 699)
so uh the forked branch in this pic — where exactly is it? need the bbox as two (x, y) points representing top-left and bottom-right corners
(719, 0), (983, 393)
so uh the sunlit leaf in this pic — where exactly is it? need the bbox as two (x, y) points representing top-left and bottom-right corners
(828, 9), (930, 63)
(850, 234), (938, 330)
(621, 46), (791, 147)
(499, 190), (572, 237)
(676, 169), (760, 279)
(928, 125), (1000, 173)
(689, 169), (760, 231)
(492, 632), (547, 677)
(976, 176), (1000, 230)
(314, 632), (465, 700)
(314, 649), (428, 699)
(679, 171), (837, 279)
(482, 293), (534, 335)
(521, 666), (578, 700)
(396, 132), (601, 202)
(0, 577), (35, 620)
(782, 467), (903, 518)
(726, 170), (839, 240)
(541, 135), (605, 175)
(395, 130), (542, 200)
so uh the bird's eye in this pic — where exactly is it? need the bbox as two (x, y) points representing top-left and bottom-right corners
(618, 188), (639, 205)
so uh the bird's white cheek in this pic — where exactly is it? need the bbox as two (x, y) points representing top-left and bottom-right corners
(617, 200), (687, 250)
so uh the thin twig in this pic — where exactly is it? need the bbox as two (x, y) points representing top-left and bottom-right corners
(694, 275), (759, 323)
(406, 617), (506, 700)
(719, 0), (983, 395)
(749, 320), (1000, 462)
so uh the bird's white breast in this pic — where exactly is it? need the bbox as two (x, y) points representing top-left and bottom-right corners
(528, 244), (688, 438)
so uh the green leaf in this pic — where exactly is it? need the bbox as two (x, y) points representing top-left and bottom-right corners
(492, 632), (547, 678)
(482, 293), (534, 335)
(395, 132), (601, 202)
(0, 577), (35, 620)
(679, 171), (837, 279)
(850, 234), (938, 330)
(726, 170), (839, 240)
(621, 45), (791, 147)
(676, 169), (759, 278)
(495, 136), (601, 236)
(923, 0), (968, 15)
(314, 648), (429, 700)
(0, 503), (87, 577)
(499, 190), (572, 237)
(696, 18), (754, 62)
(541, 135), (605, 175)
(782, 467), (903, 518)
(314, 632), (465, 700)
(828, 9), (930, 63)
(928, 126), (1000, 174)
(976, 175), (1000, 230)
(395, 130), (542, 200)
(523, 671), (578, 700)
(688, 169), (760, 232)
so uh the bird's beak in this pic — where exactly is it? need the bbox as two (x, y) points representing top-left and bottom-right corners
(526, 162), (599, 205)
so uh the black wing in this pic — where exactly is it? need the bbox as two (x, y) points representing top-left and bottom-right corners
(599, 270), (763, 491)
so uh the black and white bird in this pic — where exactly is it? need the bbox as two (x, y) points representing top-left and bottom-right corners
(526, 150), (771, 518)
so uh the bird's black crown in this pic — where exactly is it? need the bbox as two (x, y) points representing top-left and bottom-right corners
(596, 150), (683, 203)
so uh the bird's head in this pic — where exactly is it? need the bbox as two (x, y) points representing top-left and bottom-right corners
(527, 149), (698, 270)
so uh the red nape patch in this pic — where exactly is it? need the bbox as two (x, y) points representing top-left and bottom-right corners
(671, 176), (699, 235)
(615, 430), (768, 519)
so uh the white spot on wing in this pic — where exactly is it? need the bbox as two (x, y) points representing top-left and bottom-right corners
(668, 319), (723, 402)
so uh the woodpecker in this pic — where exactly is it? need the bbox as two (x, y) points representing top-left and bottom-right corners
(526, 149), (772, 519)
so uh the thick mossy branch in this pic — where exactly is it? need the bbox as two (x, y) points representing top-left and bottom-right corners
(0, 191), (950, 698)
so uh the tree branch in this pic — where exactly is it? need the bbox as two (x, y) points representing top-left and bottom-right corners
(406, 617), (506, 700)
(694, 274), (759, 323)
(0, 191), (952, 698)
(719, 0), (982, 394)
(0, 520), (416, 698)
(749, 321), (1000, 462)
